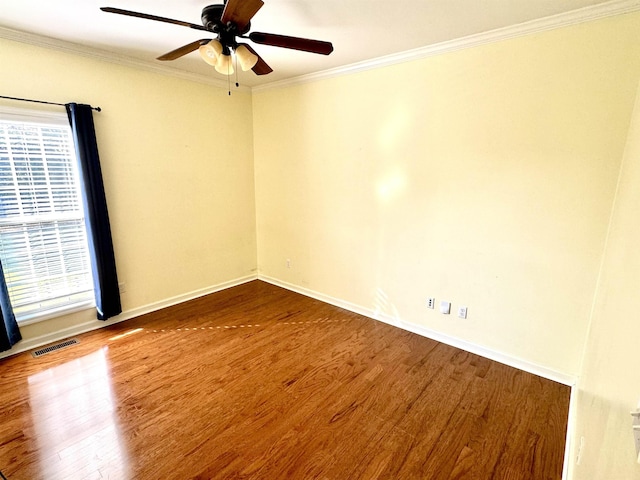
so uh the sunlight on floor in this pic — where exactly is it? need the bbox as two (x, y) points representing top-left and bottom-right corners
(27, 347), (130, 479)
(109, 327), (144, 341)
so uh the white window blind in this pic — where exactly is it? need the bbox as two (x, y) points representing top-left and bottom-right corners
(0, 108), (94, 323)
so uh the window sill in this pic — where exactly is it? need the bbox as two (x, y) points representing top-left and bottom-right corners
(17, 300), (96, 326)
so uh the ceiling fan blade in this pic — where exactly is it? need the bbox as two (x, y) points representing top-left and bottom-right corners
(157, 40), (209, 61)
(221, 0), (264, 31)
(101, 7), (208, 32)
(242, 44), (273, 75)
(249, 32), (333, 55)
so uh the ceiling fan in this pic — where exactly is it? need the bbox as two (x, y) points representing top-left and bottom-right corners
(101, 0), (334, 76)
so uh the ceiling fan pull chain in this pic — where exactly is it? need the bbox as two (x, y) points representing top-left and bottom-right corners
(235, 54), (240, 88)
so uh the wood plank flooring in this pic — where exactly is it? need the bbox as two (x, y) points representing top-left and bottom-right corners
(0, 280), (570, 479)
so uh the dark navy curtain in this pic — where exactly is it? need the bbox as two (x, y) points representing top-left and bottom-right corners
(66, 103), (122, 320)
(0, 259), (21, 352)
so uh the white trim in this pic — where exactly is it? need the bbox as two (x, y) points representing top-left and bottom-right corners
(562, 384), (581, 480)
(0, 274), (258, 360)
(17, 299), (95, 326)
(0, 104), (69, 123)
(259, 274), (577, 386)
(0, 27), (249, 92)
(115, 274), (256, 322)
(1, 271), (578, 477)
(253, 0), (640, 92)
(0, 1), (638, 95)
(3, 270), (578, 385)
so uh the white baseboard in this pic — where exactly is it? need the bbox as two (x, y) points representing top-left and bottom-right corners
(259, 274), (577, 387)
(3, 271), (578, 388)
(562, 383), (580, 480)
(0, 274), (258, 360)
(2, 271), (577, 477)
(115, 274), (258, 324)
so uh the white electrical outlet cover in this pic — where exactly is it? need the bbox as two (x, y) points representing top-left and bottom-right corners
(458, 306), (467, 319)
(440, 301), (451, 314)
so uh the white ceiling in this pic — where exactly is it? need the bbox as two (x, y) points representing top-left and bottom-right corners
(0, 0), (627, 88)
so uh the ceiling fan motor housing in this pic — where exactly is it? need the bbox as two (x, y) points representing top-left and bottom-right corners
(201, 4), (251, 35)
(100, 0), (332, 76)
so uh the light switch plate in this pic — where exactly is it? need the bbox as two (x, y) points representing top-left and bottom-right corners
(440, 301), (451, 314)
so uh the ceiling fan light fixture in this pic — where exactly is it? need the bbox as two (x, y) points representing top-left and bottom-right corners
(100, 2), (334, 79)
(215, 53), (234, 75)
(198, 39), (223, 66)
(235, 45), (258, 71)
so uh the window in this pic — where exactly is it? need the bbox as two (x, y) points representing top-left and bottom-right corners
(0, 107), (94, 324)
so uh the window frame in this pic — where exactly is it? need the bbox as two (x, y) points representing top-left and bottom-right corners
(0, 105), (95, 325)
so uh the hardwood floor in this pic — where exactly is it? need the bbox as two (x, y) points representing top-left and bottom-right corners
(0, 280), (570, 479)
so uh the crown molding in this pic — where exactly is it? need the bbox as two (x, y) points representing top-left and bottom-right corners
(0, 26), (251, 92)
(253, 0), (640, 93)
(1, 0), (639, 94)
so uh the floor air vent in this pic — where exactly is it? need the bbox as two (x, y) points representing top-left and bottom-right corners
(32, 339), (80, 358)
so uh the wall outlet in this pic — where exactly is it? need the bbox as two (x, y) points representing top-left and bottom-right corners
(440, 301), (451, 314)
(286, 258), (291, 269)
(457, 306), (468, 319)
(118, 282), (126, 294)
(427, 297), (435, 309)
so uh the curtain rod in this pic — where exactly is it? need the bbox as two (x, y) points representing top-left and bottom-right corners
(0, 95), (101, 112)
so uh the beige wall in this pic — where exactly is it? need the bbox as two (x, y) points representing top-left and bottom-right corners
(570, 78), (640, 479)
(4, 11), (640, 478)
(0, 38), (257, 344)
(252, 13), (640, 378)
